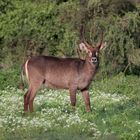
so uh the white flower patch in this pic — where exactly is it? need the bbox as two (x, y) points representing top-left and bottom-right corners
(136, 121), (140, 125)
(0, 87), (102, 139)
(93, 90), (129, 105)
(35, 89), (70, 106)
(66, 114), (82, 125)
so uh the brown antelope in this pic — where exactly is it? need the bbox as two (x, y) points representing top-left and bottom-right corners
(21, 39), (106, 113)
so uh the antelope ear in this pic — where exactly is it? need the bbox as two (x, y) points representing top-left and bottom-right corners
(79, 43), (92, 57)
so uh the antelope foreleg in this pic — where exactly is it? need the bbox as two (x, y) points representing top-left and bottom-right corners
(69, 88), (77, 108)
(82, 90), (92, 112)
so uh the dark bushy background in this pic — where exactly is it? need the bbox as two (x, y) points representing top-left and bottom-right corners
(0, 0), (140, 78)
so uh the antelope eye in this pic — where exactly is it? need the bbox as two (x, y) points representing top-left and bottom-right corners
(91, 57), (97, 63)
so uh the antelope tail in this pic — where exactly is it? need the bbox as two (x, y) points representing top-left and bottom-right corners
(24, 59), (30, 83)
(19, 59), (30, 90)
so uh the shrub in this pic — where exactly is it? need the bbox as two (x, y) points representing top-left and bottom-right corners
(0, 0), (139, 76)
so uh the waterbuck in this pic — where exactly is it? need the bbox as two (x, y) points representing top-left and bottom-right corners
(21, 40), (105, 113)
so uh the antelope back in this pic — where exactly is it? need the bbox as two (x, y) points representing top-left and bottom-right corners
(23, 39), (106, 90)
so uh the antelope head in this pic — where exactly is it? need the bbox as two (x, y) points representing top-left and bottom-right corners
(79, 40), (106, 67)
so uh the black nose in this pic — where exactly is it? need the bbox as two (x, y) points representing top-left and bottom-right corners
(91, 57), (97, 63)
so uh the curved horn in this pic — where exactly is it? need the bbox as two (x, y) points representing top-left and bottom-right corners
(80, 25), (85, 42)
(97, 31), (103, 49)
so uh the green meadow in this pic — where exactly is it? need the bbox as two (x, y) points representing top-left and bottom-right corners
(0, 73), (139, 140)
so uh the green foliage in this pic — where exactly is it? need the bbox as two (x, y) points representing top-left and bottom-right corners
(0, 1), (59, 65)
(88, 0), (136, 16)
(92, 11), (140, 76)
(0, 67), (20, 90)
(0, 0), (15, 15)
(0, 0), (140, 75)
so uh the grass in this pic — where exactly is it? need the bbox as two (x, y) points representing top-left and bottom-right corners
(0, 73), (140, 140)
